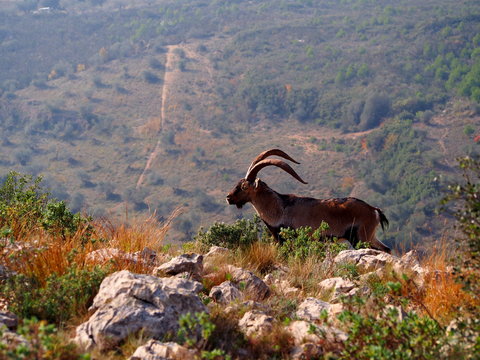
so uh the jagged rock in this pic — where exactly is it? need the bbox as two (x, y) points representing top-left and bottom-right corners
(153, 254), (203, 281)
(204, 246), (229, 261)
(0, 264), (14, 281)
(318, 277), (357, 302)
(334, 249), (396, 273)
(0, 328), (29, 349)
(129, 340), (198, 360)
(392, 250), (428, 287)
(238, 310), (274, 337)
(287, 320), (347, 347)
(132, 247), (158, 265)
(296, 297), (343, 323)
(86, 248), (130, 264)
(86, 247), (162, 267)
(264, 275), (300, 297)
(290, 343), (323, 360)
(226, 265), (270, 301)
(74, 270), (206, 351)
(209, 281), (242, 304)
(0, 311), (18, 330)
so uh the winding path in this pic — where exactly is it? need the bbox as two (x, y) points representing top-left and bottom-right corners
(136, 45), (180, 188)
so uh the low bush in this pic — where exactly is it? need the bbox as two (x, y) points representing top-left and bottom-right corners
(0, 318), (88, 360)
(278, 222), (349, 261)
(1, 265), (109, 325)
(194, 216), (265, 250)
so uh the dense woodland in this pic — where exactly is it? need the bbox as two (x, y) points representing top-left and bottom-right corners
(0, 0), (479, 248)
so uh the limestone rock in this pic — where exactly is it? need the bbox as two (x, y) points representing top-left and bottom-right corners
(0, 311), (18, 330)
(204, 246), (229, 260)
(153, 254), (203, 281)
(334, 249), (396, 273)
(318, 277), (357, 302)
(287, 320), (347, 347)
(296, 297), (342, 323)
(74, 270), (206, 351)
(227, 265), (270, 301)
(209, 281), (242, 304)
(129, 340), (198, 360)
(238, 310), (274, 337)
(290, 342), (323, 360)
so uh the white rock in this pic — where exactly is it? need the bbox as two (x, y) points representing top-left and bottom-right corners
(334, 249), (397, 273)
(0, 311), (18, 330)
(296, 298), (333, 322)
(74, 270), (206, 351)
(204, 246), (229, 260)
(318, 277), (356, 302)
(238, 310), (274, 337)
(209, 281), (242, 304)
(129, 340), (198, 360)
(290, 343), (323, 359)
(86, 248), (129, 264)
(287, 320), (347, 346)
(226, 265), (270, 301)
(153, 253), (203, 281)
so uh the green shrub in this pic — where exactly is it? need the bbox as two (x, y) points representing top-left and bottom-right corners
(0, 172), (91, 241)
(278, 222), (349, 260)
(441, 156), (480, 296)
(0, 318), (88, 360)
(176, 312), (231, 359)
(194, 216), (264, 250)
(1, 265), (109, 325)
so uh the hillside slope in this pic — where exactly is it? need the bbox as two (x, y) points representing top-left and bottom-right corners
(0, 0), (479, 247)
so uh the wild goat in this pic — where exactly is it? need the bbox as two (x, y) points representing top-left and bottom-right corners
(226, 149), (391, 253)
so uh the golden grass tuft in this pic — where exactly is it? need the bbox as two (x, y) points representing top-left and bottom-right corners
(3, 209), (179, 285)
(235, 242), (279, 274)
(418, 243), (478, 323)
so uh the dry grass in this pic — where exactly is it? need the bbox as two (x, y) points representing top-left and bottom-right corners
(418, 243), (478, 323)
(3, 209), (179, 285)
(235, 242), (279, 274)
(286, 255), (334, 297)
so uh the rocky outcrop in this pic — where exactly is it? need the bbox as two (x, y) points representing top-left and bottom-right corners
(226, 265), (270, 301)
(74, 270), (206, 351)
(296, 297), (343, 323)
(0, 311), (18, 330)
(287, 320), (347, 359)
(334, 249), (396, 273)
(318, 277), (359, 302)
(153, 253), (203, 281)
(238, 310), (274, 337)
(129, 340), (198, 360)
(209, 281), (242, 304)
(86, 247), (161, 267)
(335, 249), (430, 287)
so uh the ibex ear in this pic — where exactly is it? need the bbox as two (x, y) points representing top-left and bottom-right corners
(254, 178), (261, 189)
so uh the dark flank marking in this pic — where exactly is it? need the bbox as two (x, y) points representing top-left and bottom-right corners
(341, 226), (359, 247)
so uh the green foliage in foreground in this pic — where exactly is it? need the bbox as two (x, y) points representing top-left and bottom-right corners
(194, 215), (265, 250)
(1, 265), (109, 325)
(442, 156), (480, 302)
(0, 172), (91, 241)
(176, 312), (231, 360)
(335, 277), (479, 360)
(278, 222), (350, 261)
(0, 318), (89, 360)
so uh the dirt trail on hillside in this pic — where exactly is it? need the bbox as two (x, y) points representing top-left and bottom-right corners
(136, 45), (180, 188)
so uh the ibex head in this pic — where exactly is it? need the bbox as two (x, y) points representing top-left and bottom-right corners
(226, 149), (307, 209)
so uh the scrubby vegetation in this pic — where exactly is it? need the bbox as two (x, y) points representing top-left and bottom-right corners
(0, 162), (478, 358)
(0, 0), (478, 248)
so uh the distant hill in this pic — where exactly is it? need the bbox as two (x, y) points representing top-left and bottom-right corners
(0, 0), (479, 247)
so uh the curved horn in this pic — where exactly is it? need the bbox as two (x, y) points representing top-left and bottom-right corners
(246, 149), (300, 176)
(245, 159), (308, 184)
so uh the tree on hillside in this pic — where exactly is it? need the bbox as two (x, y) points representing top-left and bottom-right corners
(359, 93), (391, 131)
